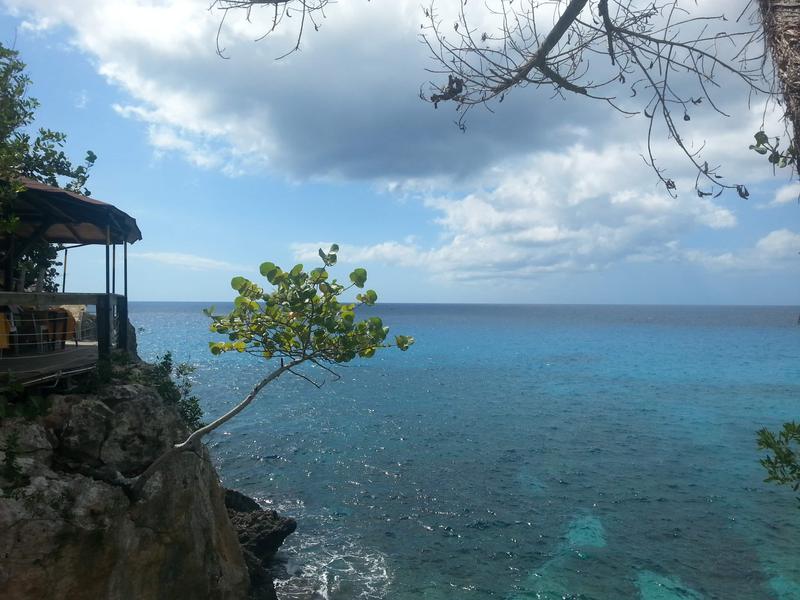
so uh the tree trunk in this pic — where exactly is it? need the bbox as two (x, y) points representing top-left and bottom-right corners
(760, 0), (800, 154)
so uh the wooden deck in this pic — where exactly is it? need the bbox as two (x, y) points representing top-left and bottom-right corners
(0, 342), (98, 386)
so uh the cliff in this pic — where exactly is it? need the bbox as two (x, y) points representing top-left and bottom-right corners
(0, 359), (295, 599)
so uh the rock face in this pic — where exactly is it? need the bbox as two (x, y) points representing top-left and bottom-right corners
(225, 489), (297, 600)
(0, 365), (293, 600)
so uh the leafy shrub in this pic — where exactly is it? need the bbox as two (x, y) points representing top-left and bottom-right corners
(0, 379), (49, 421)
(146, 352), (204, 431)
(1, 431), (29, 492)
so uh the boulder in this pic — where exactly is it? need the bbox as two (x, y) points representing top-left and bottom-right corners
(224, 488), (298, 600)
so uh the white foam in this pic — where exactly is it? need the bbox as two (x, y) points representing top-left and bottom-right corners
(274, 530), (391, 600)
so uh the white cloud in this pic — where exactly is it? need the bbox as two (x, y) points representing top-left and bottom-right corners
(771, 182), (800, 206)
(7, 0), (795, 290)
(131, 252), (249, 272)
(73, 89), (88, 109)
(686, 229), (800, 270)
(293, 143), (748, 280)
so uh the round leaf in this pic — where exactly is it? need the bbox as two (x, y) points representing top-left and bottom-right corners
(349, 268), (367, 288)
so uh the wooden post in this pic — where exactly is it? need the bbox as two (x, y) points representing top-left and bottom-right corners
(124, 242), (128, 298)
(61, 247), (68, 292)
(112, 244), (116, 294)
(105, 225), (110, 295)
(97, 295), (110, 359)
(117, 295), (128, 351)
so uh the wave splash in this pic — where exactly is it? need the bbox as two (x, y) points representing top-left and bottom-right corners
(273, 530), (391, 600)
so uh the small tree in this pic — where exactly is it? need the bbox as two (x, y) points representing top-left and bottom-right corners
(133, 245), (413, 493)
(757, 421), (800, 506)
(0, 43), (96, 290)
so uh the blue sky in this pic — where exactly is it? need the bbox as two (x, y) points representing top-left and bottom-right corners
(1, 1), (798, 304)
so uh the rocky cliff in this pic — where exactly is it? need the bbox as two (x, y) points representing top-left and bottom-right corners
(0, 360), (295, 599)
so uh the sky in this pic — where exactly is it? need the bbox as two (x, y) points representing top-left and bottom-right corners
(0, 0), (798, 304)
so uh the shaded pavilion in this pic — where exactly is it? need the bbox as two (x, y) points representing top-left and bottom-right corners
(0, 177), (142, 385)
(2, 177), (142, 292)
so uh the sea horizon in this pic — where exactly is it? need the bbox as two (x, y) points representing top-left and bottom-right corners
(129, 300), (800, 308)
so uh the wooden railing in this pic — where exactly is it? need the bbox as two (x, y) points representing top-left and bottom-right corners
(0, 291), (128, 358)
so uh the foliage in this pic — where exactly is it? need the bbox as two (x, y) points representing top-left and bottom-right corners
(144, 352), (204, 431)
(16, 241), (62, 292)
(0, 378), (49, 421)
(206, 244), (414, 363)
(749, 130), (798, 171)
(758, 422), (800, 506)
(1, 430), (28, 491)
(0, 381), (45, 493)
(0, 43), (96, 289)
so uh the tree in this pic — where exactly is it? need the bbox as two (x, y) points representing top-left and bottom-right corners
(0, 43), (96, 291)
(758, 422), (800, 505)
(214, 0), (799, 198)
(132, 246), (413, 495)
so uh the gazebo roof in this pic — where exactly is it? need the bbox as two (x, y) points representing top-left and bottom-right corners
(3, 177), (142, 245)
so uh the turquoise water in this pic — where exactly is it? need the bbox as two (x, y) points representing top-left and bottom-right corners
(130, 303), (800, 599)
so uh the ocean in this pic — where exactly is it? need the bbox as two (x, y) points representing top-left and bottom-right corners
(129, 303), (800, 600)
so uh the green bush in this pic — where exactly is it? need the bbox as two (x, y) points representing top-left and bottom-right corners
(147, 352), (204, 431)
(0, 379), (49, 421)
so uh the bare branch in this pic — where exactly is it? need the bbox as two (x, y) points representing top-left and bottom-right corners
(419, 0), (777, 194)
(216, 0), (787, 194)
(211, 0), (331, 58)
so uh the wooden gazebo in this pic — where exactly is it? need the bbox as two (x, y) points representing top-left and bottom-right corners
(0, 178), (142, 385)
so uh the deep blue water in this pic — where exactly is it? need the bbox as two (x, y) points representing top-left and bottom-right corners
(130, 303), (800, 600)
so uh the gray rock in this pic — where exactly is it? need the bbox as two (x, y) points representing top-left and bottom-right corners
(0, 371), (268, 600)
(58, 397), (113, 464)
(99, 384), (188, 476)
(228, 508), (298, 565)
(224, 489), (296, 600)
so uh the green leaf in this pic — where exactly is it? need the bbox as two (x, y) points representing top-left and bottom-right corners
(395, 335), (415, 351)
(364, 289), (378, 305)
(349, 268), (367, 288)
(260, 262), (277, 277)
(231, 276), (247, 291)
(290, 263), (304, 277)
(268, 268), (284, 284)
(754, 131), (769, 146)
(310, 267), (328, 283)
